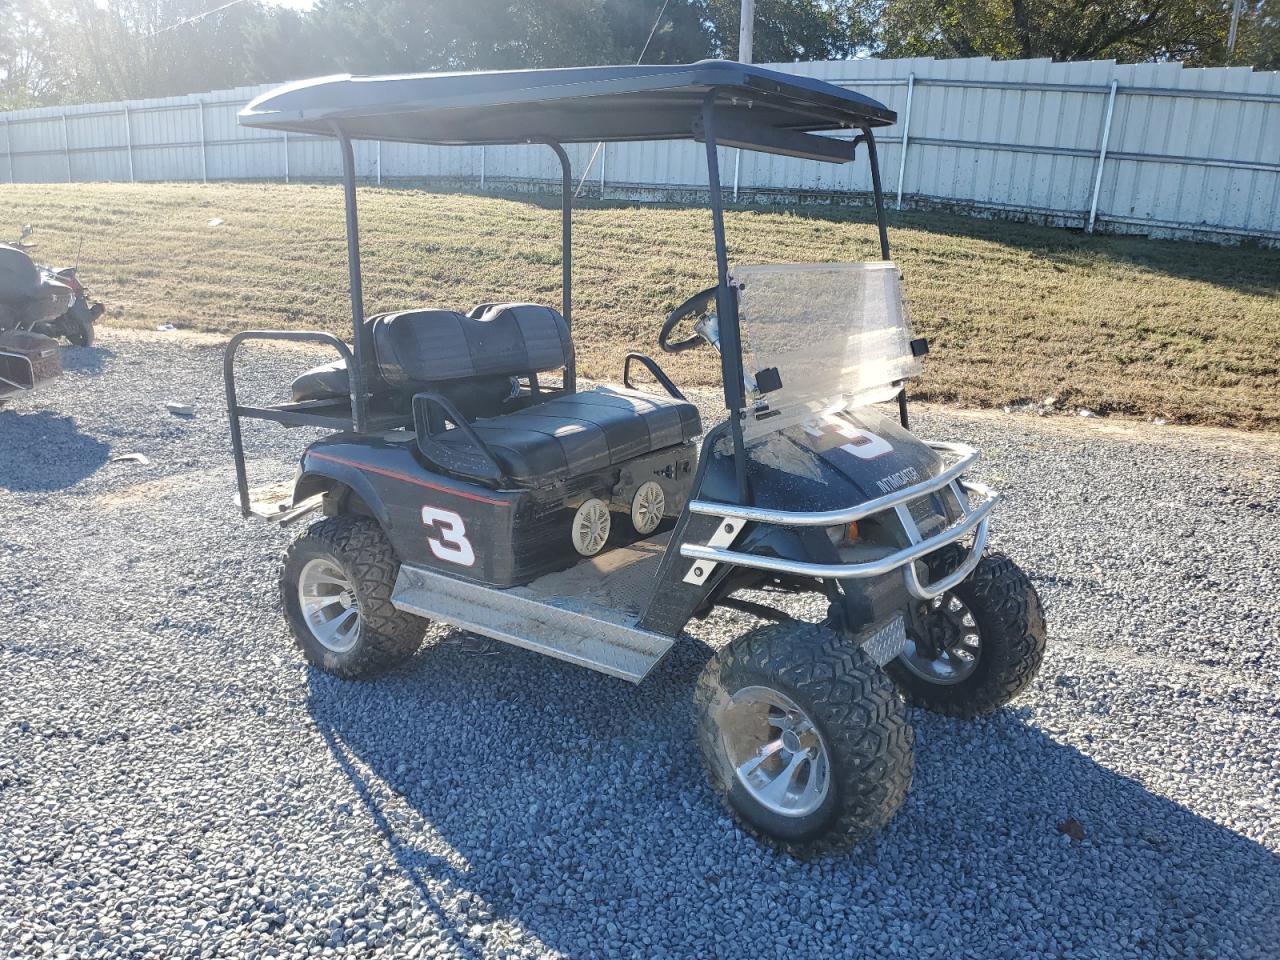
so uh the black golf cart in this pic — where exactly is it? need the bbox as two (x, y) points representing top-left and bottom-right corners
(227, 61), (1046, 854)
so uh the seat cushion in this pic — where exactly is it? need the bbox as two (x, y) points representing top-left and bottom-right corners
(291, 359), (352, 402)
(438, 386), (701, 481)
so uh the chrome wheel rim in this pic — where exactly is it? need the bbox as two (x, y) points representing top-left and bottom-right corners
(715, 685), (830, 818)
(900, 593), (981, 684)
(297, 557), (360, 653)
(631, 481), (665, 535)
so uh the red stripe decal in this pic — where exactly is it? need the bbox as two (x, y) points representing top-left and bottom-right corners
(310, 451), (511, 506)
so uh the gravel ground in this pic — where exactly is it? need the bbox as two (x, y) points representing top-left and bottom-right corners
(2, 328), (1278, 960)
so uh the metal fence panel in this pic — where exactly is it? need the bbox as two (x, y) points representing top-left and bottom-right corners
(1, 57), (1277, 244)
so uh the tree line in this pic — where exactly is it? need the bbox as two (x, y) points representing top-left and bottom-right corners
(2, 0), (1276, 110)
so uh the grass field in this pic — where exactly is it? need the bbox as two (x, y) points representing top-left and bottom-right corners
(4, 182), (1278, 429)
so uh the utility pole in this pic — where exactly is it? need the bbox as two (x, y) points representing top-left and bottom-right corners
(1227, 0), (1243, 58)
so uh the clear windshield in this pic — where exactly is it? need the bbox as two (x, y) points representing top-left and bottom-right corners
(731, 261), (920, 441)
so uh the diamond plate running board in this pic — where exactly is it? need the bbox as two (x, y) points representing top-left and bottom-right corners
(391, 564), (675, 684)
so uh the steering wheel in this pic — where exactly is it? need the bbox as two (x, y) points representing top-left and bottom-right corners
(659, 286), (718, 353)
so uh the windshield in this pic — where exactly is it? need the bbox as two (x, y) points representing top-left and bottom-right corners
(731, 261), (920, 441)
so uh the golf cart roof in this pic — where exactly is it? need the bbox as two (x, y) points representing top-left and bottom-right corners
(240, 60), (896, 151)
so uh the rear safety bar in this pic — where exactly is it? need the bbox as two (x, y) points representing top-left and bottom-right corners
(679, 443), (997, 601)
(224, 329), (364, 519)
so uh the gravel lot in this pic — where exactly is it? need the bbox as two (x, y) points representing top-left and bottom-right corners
(2, 328), (1278, 959)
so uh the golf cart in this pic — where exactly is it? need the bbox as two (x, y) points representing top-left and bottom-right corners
(227, 61), (1046, 854)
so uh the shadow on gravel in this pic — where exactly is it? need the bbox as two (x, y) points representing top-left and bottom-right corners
(307, 637), (1279, 958)
(0, 410), (111, 491)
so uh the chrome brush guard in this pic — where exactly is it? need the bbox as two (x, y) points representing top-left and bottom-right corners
(679, 442), (997, 601)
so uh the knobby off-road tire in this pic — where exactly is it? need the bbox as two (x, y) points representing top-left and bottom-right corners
(889, 550), (1047, 718)
(281, 515), (424, 678)
(694, 622), (913, 857)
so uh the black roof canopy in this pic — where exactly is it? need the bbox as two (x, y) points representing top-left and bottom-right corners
(239, 60), (896, 152)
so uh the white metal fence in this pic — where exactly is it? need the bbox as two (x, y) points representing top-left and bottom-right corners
(2, 56), (1278, 244)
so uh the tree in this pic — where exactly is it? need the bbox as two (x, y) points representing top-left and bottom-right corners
(0, 0), (68, 108)
(63, 0), (274, 101)
(285, 0), (714, 76)
(875, 0), (1261, 65)
(707, 0), (874, 60)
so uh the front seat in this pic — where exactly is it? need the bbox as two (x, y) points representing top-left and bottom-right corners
(438, 385), (701, 483)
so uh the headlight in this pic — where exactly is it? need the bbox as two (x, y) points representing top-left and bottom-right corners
(826, 520), (859, 547)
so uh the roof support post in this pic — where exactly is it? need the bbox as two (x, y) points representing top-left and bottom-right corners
(863, 128), (891, 261)
(542, 139), (576, 393)
(700, 97), (749, 504)
(334, 126), (369, 432)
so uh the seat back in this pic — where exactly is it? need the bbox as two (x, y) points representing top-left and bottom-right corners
(370, 303), (572, 388)
(289, 303), (572, 422)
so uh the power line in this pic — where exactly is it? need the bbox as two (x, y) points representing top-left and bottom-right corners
(148, 0), (253, 38)
(574, 0), (671, 197)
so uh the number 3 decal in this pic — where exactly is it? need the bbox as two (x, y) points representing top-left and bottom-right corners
(421, 506), (476, 566)
(804, 419), (893, 460)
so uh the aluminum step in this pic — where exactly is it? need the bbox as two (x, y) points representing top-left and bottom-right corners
(391, 562), (676, 683)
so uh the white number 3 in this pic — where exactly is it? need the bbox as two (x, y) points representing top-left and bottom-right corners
(804, 419), (893, 460)
(421, 506), (475, 566)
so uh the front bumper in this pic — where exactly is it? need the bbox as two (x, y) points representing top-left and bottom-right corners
(679, 441), (997, 601)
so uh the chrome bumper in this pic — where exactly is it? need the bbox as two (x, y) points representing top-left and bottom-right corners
(679, 442), (997, 601)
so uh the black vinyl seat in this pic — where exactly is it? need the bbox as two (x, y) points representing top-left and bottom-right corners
(290, 303), (573, 422)
(289, 301), (700, 483)
(437, 386), (701, 482)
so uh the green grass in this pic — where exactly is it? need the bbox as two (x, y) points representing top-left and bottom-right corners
(5, 181), (1279, 429)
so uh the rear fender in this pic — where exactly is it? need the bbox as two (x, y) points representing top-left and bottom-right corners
(294, 456), (393, 530)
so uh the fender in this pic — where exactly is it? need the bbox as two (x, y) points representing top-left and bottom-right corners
(295, 449), (394, 530)
(658, 408), (938, 631)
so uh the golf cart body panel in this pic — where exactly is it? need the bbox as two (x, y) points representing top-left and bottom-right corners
(296, 425), (700, 590)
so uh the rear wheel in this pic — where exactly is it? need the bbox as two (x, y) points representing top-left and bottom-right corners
(281, 515), (424, 677)
(58, 299), (96, 347)
(889, 551), (1046, 717)
(694, 621), (913, 856)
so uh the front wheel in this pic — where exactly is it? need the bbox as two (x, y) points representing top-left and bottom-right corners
(281, 515), (425, 677)
(694, 622), (913, 856)
(889, 551), (1046, 717)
